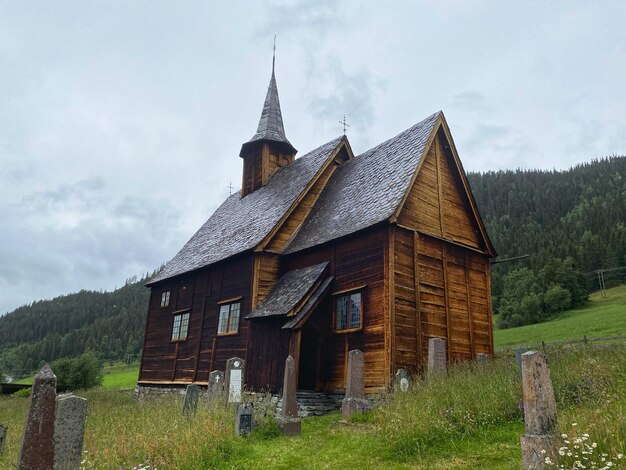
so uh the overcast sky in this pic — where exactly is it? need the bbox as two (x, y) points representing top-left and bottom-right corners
(1, 0), (625, 315)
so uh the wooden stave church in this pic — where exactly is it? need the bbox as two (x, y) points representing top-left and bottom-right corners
(138, 62), (497, 394)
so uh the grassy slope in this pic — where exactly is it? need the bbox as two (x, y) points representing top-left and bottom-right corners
(2, 345), (624, 469)
(494, 284), (626, 349)
(101, 361), (139, 389)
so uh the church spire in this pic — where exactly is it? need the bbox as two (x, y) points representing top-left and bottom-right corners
(240, 43), (297, 157)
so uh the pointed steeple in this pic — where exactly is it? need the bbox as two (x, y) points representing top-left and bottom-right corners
(240, 57), (297, 157)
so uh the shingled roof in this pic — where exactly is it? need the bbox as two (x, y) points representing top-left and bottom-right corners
(148, 137), (343, 285)
(148, 111), (442, 285)
(245, 262), (329, 319)
(284, 111), (441, 254)
(240, 65), (296, 156)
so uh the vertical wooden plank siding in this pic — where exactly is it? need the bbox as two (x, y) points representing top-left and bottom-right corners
(441, 244), (452, 361)
(392, 226), (417, 372)
(464, 252), (476, 358)
(413, 231), (423, 366)
(388, 225), (396, 380)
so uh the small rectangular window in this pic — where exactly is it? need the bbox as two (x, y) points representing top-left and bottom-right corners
(171, 312), (189, 341)
(161, 290), (171, 308)
(334, 290), (363, 332)
(217, 301), (241, 335)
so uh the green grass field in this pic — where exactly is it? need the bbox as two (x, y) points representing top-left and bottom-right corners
(101, 361), (139, 389)
(494, 284), (626, 349)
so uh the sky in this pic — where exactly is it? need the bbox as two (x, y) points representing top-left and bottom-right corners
(1, 0), (625, 315)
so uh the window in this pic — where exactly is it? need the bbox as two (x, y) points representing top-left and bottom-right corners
(161, 290), (170, 307)
(334, 290), (363, 332)
(217, 301), (241, 335)
(171, 312), (189, 341)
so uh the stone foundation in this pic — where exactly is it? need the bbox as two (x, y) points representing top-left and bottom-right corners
(134, 383), (385, 418)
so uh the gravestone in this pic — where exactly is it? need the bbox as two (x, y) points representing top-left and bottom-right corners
(225, 357), (245, 403)
(393, 368), (410, 393)
(520, 351), (558, 470)
(475, 353), (489, 363)
(207, 370), (225, 404)
(54, 395), (88, 470)
(277, 355), (301, 435)
(0, 423), (7, 457)
(341, 349), (368, 421)
(235, 402), (253, 436)
(427, 337), (447, 374)
(515, 347), (527, 375)
(18, 364), (57, 470)
(183, 384), (201, 417)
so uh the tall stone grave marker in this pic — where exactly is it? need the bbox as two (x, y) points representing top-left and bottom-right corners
(18, 364), (57, 470)
(520, 351), (558, 470)
(515, 347), (527, 375)
(235, 402), (253, 436)
(278, 355), (301, 435)
(207, 370), (225, 404)
(183, 384), (201, 417)
(54, 395), (88, 470)
(427, 337), (447, 374)
(225, 357), (245, 403)
(0, 423), (7, 457)
(393, 368), (410, 393)
(341, 349), (368, 421)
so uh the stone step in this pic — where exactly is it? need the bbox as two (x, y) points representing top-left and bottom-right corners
(276, 390), (343, 417)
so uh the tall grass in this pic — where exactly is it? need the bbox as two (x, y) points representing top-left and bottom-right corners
(1, 344), (624, 469)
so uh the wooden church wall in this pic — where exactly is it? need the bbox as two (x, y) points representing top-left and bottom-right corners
(391, 125), (492, 373)
(285, 225), (388, 393)
(139, 253), (254, 384)
(391, 227), (493, 372)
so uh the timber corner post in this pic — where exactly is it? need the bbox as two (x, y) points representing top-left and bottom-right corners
(520, 351), (558, 470)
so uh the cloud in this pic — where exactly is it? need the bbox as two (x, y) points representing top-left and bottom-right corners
(0, 179), (185, 314)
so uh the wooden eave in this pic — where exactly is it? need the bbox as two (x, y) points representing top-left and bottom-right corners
(254, 136), (354, 253)
(389, 113), (497, 257)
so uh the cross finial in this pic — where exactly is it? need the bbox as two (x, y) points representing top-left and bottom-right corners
(272, 35), (276, 72)
(339, 115), (350, 135)
(228, 182), (234, 195)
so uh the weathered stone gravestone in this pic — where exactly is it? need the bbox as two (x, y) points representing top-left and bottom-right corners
(18, 364), (57, 470)
(475, 353), (489, 363)
(0, 423), (7, 457)
(393, 368), (410, 393)
(183, 384), (201, 417)
(225, 357), (245, 403)
(427, 337), (447, 374)
(341, 349), (368, 421)
(515, 347), (527, 375)
(277, 355), (301, 435)
(54, 395), (88, 470)
(235, 402), (253, 436)
(520, 351), (558, 470)
(207, 370), (225, 404)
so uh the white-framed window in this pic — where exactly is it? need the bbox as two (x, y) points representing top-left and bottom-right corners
(171, 312), (190, 341)
(334, 290), (363, 332)
(217, 301), (241, 335)
(161, 290), (171, 308)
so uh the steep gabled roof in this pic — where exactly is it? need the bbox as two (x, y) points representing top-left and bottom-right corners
(148, 137), (343, 285)
(284, 112), (441, 254)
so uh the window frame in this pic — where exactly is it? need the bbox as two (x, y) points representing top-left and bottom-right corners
(160, 290), (171, 308)
(170, 310), (190, 342)
(216, 297), (242, 336)
(332, 287), (365, 334)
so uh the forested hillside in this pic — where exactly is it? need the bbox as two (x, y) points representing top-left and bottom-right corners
(468, 155), (626, 310)
(0, 275), (150, 378)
